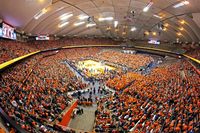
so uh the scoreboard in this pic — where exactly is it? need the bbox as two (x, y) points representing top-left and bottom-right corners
(1, 22), (16, 40)
(36, 35), (49, 40)
(0, 27), (2, 37)
(148, 39), (160, 45)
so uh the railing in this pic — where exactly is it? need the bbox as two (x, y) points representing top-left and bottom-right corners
(182, 54), (200, 64)
(0, 51), (40, 71)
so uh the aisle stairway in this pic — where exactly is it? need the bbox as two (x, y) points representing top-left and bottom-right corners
(63, 60), (114, 132)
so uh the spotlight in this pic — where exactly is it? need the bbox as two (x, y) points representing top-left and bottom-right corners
(131, 10), (135, 16)
(87, 16), (94, 22)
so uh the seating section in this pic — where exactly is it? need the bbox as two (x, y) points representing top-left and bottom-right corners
(185, 49), (200, 60)
(28, 38), (120, 50)
(132, 43), (186, 53)
(0, 38), (119, 64)
(0, 39), (199, 132)
(95, 50), (154, 70)
(0, 40), (36, 64)
(106, 72), (143, 91)
(95, 61), (200, 132)
(0, 45), (103, 132)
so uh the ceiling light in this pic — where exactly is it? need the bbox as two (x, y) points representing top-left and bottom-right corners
(179, 27), (184, 31)
(115, 29), (119, 32)
(180, 20), (185, 24)
(86, 23), (96, 27)
(131, 27), (137, 31)
(38, 0), (45, 2)
(153, 14), (163, 19)
(152, 32), (157, 36)
(106, 27), (111, 30)
(78, 15), (89, 20)
(98, 17), (113, 21)
(177, 32), (182, 36)
(58, 21), (69, 28)
(143, 1), (153, 12)
(163, 27), (167, 31)
(74, 21), (85, 26)
(164, 23), (169, 27)
(60, 13), (73, 21)
(114, 21), (118, 28)
(56, 7), (64, 12)
(145, 31), (150, 35)
(173, 0), (189, 8)
(34, 8), (48, 20)
(122, 32), (126, 35)
(183, 0), (190, 4)
(123, 26), (128, 29)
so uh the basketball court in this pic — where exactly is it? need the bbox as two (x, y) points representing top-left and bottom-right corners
(76, 60), (116, 77)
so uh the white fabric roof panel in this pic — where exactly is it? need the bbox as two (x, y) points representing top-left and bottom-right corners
(0, 0), (199, 42)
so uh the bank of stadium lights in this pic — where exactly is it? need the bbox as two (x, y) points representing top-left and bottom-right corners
(86, 23), (96, 27)
(173, 0), (189, 8)
(98, 17), (113, 21)
(114, 21), (118, 28)
(74, 21), (85, 26)
(58, 21), (69, 28)
(131, 27), (137, 31)
(78, 15), (89, 20)
(34, 8), (48, 19)
(143, 0), (153, 12)
(60, 13), (73, 21)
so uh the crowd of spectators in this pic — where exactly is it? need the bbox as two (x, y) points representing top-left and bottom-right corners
(67, 76), (88, 92)
(0, 40), (36, 64)
(0, 39), (199, 132)
(0, 39), (105, 132)
(95, 60), (200, 132)
(106, 72), (143, 91)
(185, 48), (200, 60)
(0, 52), (75, 132)
(95, 50), (154, 70)
(28, 38), (120, 51)
(0, 38), (118, 64)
